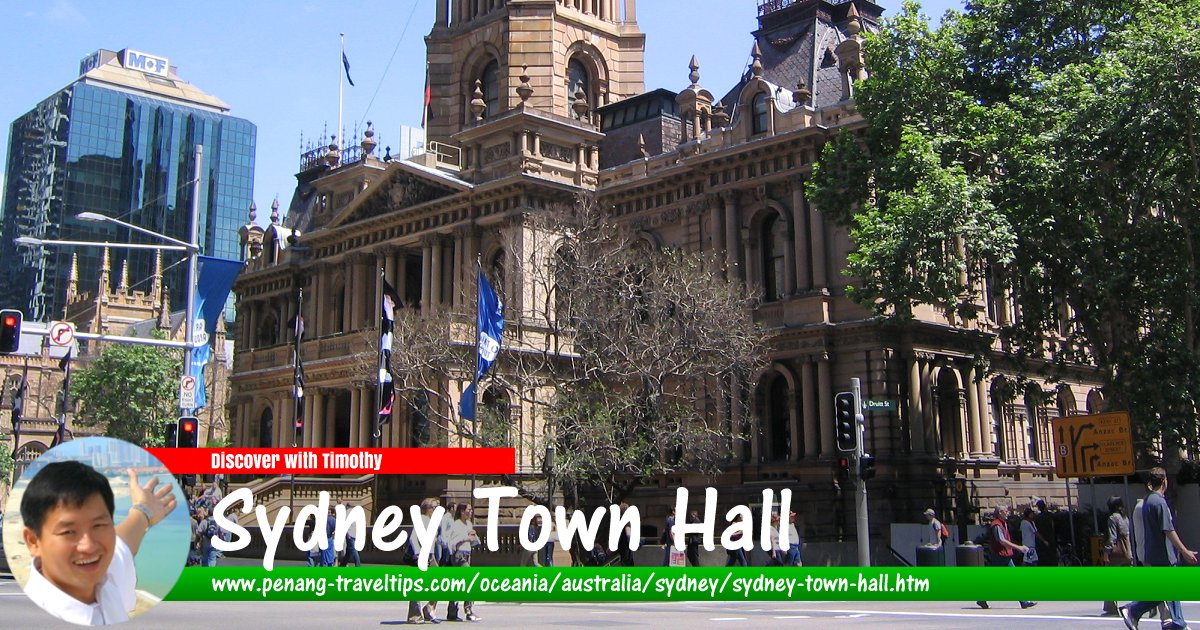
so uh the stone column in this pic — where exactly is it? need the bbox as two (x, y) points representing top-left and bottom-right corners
(908, 357), (926, 454)
(966, 365), (983, 457)
(817, 356), (834, 456)
(709, 196), (725, 274)
(343, 258), (355, 332)
(324, 393), (337, 447)
(920, 360), (935, 453)
(436, 0), (449, 26)
(791, 179), (809, 291)
(977, 376), (993, 456)
(421, 239), (433, 315)
(788, 372), (801, 461)
(431, 237), (444, 312)
(723, 191), (740, 281)
(349, 387), (361, 449)
(452, 230), (466, 309)
(809, 197), (827, 288)
(801, 361), (818, 458)
(359, 386), (374, 447)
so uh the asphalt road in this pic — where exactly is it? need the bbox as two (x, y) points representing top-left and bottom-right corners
(0, 576), (1171, 630)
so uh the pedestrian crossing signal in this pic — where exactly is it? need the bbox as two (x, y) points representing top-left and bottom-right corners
(859, 454), (876, 480)
(837, 456), (851, 482)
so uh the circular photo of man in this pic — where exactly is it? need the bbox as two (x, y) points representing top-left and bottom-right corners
(2, 436), (188, 626)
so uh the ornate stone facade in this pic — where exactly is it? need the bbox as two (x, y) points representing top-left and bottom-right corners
(230, 0), (1103, 539)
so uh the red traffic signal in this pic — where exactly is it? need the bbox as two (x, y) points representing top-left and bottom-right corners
(178, 416), (198, 448)
(0, 309), (22, 354)
(836, 456), (851, 482)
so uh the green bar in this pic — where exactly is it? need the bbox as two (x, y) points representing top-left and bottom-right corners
(166, 567), (1196, 602)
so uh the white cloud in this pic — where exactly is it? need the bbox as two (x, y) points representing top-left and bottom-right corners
(46, 0), (86, 25)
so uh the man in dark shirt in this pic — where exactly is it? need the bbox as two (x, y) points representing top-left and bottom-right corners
(1121, 467), (1198, 630)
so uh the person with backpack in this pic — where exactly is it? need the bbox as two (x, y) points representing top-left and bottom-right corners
(922, 508), (948, 550)
(976, 504), (1037, 611)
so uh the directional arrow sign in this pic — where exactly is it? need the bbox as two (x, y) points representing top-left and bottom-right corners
(1051, 412), (1134, 478)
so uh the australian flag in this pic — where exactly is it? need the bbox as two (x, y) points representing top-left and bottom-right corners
(460, 268), (504, 421)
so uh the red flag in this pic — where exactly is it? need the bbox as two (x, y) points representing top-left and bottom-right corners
(422, 64), (432, 129)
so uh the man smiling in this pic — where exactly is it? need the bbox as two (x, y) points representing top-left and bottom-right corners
(20, 460), (177, 625)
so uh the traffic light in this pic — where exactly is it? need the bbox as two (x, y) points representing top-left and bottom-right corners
(834, 391), (857, 452)
(859, 454), (876, 480)
(1, 309), (22, 354)
(164, 421), (178, 447)
(178, 416), (198, 448)
(836, 456), (851, 482)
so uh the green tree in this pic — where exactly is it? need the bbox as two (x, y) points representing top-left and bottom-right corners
(810, 0), (1200, 453)
(74, 341), (181, 447)
(0, 431), (12, 485)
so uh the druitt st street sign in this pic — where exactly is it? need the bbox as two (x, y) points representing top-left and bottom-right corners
(863, 399), (897, 412)
(1051, 412), (1135, 478)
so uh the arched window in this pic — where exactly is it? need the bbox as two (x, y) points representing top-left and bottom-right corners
(568, 58), (591, 119)
(480, 387), (512, 447)
(481, 59), (500, 118)
(936, 368), (963, 458)
(761, 213), (788, 302)
(259, 407), (274, 448)
(489, 248), (506, 301)
(752, 92), (770, 135)
(552, 246), (576, 325)
(762, 374), (791, 461)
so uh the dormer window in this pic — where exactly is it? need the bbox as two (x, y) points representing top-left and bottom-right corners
(752, 92), (770, 135)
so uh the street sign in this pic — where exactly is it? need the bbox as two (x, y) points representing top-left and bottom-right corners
(48, 321), (75, 347)
(1051, 412), (1135, 478)
(864, 399), (897, 412)
(179, 375), (197, 409)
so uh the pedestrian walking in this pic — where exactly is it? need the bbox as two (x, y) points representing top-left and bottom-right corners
(408, 497), (443, 625)
(616, 502), (635, 567)
(661, 507), (676, 566)
(685, 510), (702, 567)
(1101, 496), (1131, 617)
(725, 513), (748, 567)
(922, 508), (946, 550)
(766, 511), (787, 566)
(976, 504), (1037, 610)
(1020, 507), (1039, 566)
(445, 503), (482, 622)
(1033, 498), (1058, 566)
(1120, 467), (1198, 630)
(785, 511), (803, 566)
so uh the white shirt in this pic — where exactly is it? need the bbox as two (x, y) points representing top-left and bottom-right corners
(25, 536), (137, 626)
(444, 519), (478, 553)
(787, 524), (800, 547)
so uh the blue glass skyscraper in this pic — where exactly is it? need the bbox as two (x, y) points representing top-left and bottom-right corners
(0, 48), (255, 323)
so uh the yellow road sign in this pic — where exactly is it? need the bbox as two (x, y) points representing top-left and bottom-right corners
(1051, 412), (1135, 478)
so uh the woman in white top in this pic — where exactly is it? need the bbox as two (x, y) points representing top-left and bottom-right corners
(444, 503), (481, 622)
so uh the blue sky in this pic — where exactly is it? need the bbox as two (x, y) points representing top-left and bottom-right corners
(0, 0), (960, 226)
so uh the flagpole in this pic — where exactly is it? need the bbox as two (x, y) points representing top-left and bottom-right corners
(293, 287), (304, 448)
(376, 266), (385, 446)
(470, 257), (482, 438)
(339, 32), (345, 150)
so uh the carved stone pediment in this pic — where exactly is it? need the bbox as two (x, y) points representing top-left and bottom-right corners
(326, 164), (468, 229)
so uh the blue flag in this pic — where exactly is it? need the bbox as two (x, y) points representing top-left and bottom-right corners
(342, 51), (355, 87)
(460, 269), (504, 421)
(190, 256), (245, 411)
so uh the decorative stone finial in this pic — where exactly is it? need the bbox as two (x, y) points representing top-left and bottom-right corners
(846, 3), (862, 36)
(712, 101), (730, 127)
(326, 135), (341, 166)
(361, 121), (377, 156)
(516, 65), (534, 103)
(638, 133), (648, 158)
(793, 77), (812, 105)
(688, 55), (700, 88)
(383, 146), (392, 161)
(117, 259), (129, 293)
(572, 83), (589, 120)
(470, 80), (487, 121)
(270, 198), (280, 225)
(249, 201), (257, 223)
(751, 41), (764, 78)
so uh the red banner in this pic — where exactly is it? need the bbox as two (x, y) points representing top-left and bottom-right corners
(146, 448), (516, 475)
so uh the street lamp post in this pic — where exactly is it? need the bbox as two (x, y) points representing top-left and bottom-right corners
(73, 146), (203, 417)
